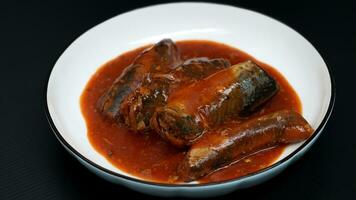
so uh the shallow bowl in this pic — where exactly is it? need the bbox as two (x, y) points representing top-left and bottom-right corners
(45, 2), (335, 197)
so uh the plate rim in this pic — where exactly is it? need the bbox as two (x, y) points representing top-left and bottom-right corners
(44, 2), (336, 187)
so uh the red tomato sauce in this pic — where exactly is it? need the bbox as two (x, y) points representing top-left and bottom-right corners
(80, 40), (301, 183)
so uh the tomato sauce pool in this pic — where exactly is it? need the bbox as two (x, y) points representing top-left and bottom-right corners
(80, 40), (301, 184)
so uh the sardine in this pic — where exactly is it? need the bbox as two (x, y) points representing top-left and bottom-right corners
(151, 60), (279, 146)
(178, 110), (313, 182)
(97, 39), (181, 120)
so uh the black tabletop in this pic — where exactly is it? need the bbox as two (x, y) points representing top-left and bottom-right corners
(1, 0), (355, 199)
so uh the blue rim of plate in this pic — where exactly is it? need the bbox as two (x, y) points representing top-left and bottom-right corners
(44, 2), (336, 188)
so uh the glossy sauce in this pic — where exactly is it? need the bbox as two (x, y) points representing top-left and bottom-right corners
(168, 65), (236, 115)
(80, 40), (301, 183)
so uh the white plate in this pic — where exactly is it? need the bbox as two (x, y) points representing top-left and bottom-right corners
(45, 2), (335, 197)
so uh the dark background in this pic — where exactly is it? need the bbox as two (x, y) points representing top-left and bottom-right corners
(1, 0), (355, 199)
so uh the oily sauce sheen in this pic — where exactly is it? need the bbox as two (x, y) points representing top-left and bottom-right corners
(80, 40), (301, 183)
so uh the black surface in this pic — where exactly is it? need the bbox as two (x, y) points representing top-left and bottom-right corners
(1, 0), (355, 199)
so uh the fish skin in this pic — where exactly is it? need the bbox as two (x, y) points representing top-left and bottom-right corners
(151, 60), (279, 147)
(120, 57), (230, 132)
(178, 110), (313, 182)
(97, 39), (181, 120)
